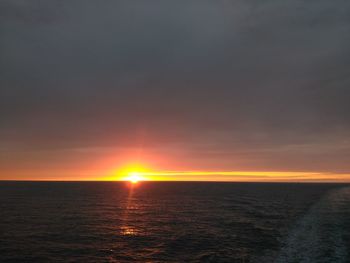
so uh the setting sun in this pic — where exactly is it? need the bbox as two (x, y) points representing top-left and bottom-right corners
(126, 172), (144, 183)
(105, 163), (152, 182)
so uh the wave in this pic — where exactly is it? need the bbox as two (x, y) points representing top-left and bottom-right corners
(275, 187), (350, 263)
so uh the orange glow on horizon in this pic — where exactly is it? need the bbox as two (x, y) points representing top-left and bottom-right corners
(6, 161), (349, 182)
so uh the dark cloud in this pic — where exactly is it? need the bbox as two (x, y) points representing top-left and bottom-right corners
(1, 0), (350, 176)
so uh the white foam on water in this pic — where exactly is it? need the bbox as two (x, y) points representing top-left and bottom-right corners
(275, 187), (350, 263)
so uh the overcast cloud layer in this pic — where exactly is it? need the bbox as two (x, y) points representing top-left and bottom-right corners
(1, 0), (350, 178)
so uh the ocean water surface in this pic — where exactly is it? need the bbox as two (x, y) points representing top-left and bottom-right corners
(0, 182), (349, 262)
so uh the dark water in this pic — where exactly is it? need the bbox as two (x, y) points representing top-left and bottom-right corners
(0, 182), (349, 262)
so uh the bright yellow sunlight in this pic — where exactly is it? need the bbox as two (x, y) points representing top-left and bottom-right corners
(125, 172), (145, 184)
(106, 163), (151, 182)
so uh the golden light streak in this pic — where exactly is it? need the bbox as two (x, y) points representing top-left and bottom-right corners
(103, 167), (350, 182)
(138, 171), (337, 182)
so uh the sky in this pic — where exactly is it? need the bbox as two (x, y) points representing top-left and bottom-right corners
(1, 0), (350, 181)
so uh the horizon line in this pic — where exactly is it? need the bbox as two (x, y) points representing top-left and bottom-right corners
(1, 179), (349, 184)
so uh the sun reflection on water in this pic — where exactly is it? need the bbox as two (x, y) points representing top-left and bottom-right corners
(120, 225), (141, 236)
(119, 183), (143, 236)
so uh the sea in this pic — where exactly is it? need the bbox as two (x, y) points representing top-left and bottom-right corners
(0, 182), (349, 262)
